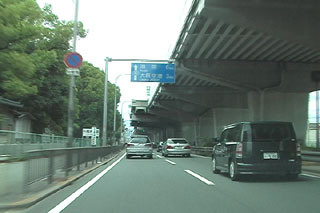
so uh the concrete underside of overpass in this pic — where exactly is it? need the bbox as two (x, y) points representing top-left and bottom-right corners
(131, 0), (320, 146)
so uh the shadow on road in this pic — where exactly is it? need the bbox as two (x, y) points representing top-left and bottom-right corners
(216, 173), (309, 183)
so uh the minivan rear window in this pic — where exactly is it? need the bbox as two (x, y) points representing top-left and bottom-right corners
(130, 138), (149, 143)
(251, 123), (294, 142)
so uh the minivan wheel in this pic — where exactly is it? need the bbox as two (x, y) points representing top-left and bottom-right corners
(229, 161), (239, 181)
(212, 157), (220, 174)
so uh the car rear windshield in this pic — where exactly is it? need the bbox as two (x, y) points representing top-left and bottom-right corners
(170, 139), (188, 144)
(251, 123), (295, 142)
(130, 137), (150, 143)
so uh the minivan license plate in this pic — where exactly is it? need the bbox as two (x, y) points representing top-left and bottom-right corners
(263, 152), (278, 160)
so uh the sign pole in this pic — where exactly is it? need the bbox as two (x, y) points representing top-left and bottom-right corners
(66, 0), (79, 177)
(102, 58), (174, 146)
(102, 57), (110, 146)
(113, 74), (130, 145)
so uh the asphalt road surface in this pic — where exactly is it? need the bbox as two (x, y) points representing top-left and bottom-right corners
(6, 152), (320, 213)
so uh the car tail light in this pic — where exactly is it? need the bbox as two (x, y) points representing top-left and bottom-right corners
(184, 146), (191, 149)
(127, 143), (134, 147)
(296, 143), (301, 157)
(236, 143), (243, 158)
(145, 143), (152, 147)
(167, 145), (174, 149)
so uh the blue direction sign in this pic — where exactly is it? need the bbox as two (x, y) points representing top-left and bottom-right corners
(131, 63), (176, 83)
(64, 52), (83, 68)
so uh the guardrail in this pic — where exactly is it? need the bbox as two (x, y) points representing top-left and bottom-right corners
(24, 146), (123, 191)
(191, 147), (320, 162)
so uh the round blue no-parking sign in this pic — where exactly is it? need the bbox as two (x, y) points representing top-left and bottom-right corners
(64, 52), (83, 68)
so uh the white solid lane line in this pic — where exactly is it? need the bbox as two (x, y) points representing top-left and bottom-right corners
(156, 155), (163, 159)
(48, 153), (126, 213)
(165, 159), (176, 165)
(301, 173), (320, 179)
(184, 170), (215, 185)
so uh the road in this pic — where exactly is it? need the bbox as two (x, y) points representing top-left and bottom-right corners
(7, 152), (320, 213)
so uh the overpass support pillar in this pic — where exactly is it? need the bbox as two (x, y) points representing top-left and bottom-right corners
(211, 108), (250, 138)
(248, 91), (309, 143)
(179, 120), (198, 146)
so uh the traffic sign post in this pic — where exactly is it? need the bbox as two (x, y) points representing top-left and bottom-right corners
(102, 58), (174, 146)
(131, 63), (176, 83)
(66, 68), (80, 76)
(64, 52), (83, 69)
(82, 127), (100, 146)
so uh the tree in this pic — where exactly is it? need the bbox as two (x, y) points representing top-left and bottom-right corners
(0, 1), (123, 138)
(75, 62), (122, 142)
(0, 1), (87, 135)
(0, 0), (42, 98)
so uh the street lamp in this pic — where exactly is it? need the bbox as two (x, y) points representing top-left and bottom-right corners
(102, 58), (173, 145)
(120, 101), (132, 136)
(113, 74), (130, 144)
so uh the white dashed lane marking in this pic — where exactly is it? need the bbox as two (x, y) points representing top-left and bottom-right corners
(165, 159), (176, 165)
(185, 169), (215, 185)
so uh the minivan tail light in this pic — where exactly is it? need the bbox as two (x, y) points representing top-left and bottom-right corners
(167, 145), (174, 149)
(296, 143), (301, 157)
(184, 145), (191, 149)
(236, 143), (243, 158)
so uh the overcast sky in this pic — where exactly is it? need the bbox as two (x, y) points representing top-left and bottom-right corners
(36, 0), (320, 124)
(36, 0), (192, 122)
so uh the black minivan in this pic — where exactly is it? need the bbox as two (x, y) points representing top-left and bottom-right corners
(212, 121), (301, 181)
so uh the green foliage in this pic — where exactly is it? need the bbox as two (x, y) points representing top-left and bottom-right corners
(75, 62), (122, 140)
(0, 0), (120, 138)
(0, 0), (42, 98)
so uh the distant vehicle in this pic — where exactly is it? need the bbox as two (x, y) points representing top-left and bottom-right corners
(212, 121), (302, 181)
(126, 135), (153, 159)
(157, 141), (163, 152)
(162, 138), (191, 157)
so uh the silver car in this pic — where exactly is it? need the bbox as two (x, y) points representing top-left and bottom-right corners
(162, 138), (191, 157)
(126, 136), (153, 159)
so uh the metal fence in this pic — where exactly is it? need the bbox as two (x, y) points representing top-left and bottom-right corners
(24, 146), (123, 191)
(0, 130), (99, 145)
(0, 130), (68, 144)
(0, 130), (103, 157)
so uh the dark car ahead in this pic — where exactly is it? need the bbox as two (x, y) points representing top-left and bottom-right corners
(212, 121), (301, 181)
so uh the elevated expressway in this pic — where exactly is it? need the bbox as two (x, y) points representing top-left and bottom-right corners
(131, 0), (320, 145)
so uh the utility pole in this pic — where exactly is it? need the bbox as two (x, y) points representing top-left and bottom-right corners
(66, 0), (79, 176)
(102, 57), (111, 146)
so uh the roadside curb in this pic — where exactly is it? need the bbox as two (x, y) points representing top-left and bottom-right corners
(0, 150), (124, 211)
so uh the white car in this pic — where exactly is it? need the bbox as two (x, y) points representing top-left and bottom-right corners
(162, 138), (191, 157)
(126, 136), (153, 159)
